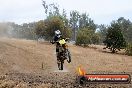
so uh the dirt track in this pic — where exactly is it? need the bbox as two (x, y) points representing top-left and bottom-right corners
(0, 38), (132, 88)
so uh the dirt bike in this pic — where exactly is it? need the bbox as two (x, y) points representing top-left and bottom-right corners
(50, 38), (71, 70)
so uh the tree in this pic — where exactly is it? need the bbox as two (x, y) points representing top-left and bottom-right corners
(76, 28), (99, 45)
(97, 24), (108, 43)
(117, 17), (132, 43)
(125, 43), (132, 56)
(41, 1), (72, 40)
(42, 0), (60, 17)
(42, 1), (97, 42)
(62, 9), (69, 28)
(79, 13), (96, 31)
(126, 25), (132, 43)
(21, 23), (36, 40)
(69, 10), (80, 41)
(92, 33), (100, 44)
(103, 21), (126, 53)
(76, 28), (92, 45)
(35, 16), (71, 40)
(79, 13), (88, 29)
(44, 16), (65, 40)
(35, 20), (46, 38)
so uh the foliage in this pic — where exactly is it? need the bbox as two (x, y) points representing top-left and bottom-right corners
(117, 17), (132, 43)
(35, 16), (72, 40)
(69, 11), (97, 41)
(92, 33), (100, 44)
(97, 24), (108, 43)
(40, 1), (72, 40)
(42, 0), (97, 41)
(35, 20), (46, 38)
(78, 13), (97, 32)
(76, 28), (99, 46)
(98, 17), (132, 44)
(42, 0), (60, 17)
(45, 16), (64, 39)
(103, 22), (126, 53)
(125, 43), (132, 56)
(69, 10), (80, 41)
(62, 27), (72, 39)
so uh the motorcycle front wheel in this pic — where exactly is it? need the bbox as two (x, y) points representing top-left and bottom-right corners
(66, 49), (71, 63)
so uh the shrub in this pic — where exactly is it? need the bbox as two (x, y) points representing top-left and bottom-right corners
(125, 43), (132, 56)
(76, 28), (97, 46)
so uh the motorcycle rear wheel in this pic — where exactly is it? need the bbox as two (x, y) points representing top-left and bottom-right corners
(58, 61), (63, 70)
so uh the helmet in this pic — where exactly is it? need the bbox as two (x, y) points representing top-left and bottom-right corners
(55, 30), (61, 35)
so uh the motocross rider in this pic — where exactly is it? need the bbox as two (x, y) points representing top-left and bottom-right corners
(52, 30), (62, 58)
(52, 30), (71, 64)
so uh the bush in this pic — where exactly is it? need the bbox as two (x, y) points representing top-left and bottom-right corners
(62, 27), (72, 39)
(125, 43), (132, 56)
(76, 28), (100, 46)
(92, 33), (100, 44)
(76, 28), (98, 46)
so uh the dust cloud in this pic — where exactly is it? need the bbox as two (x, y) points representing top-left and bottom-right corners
(0, 22), (14, 38)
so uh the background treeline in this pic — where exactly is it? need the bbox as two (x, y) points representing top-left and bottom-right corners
(98, 17), (132, 44)
(0, 0), (132, 55)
